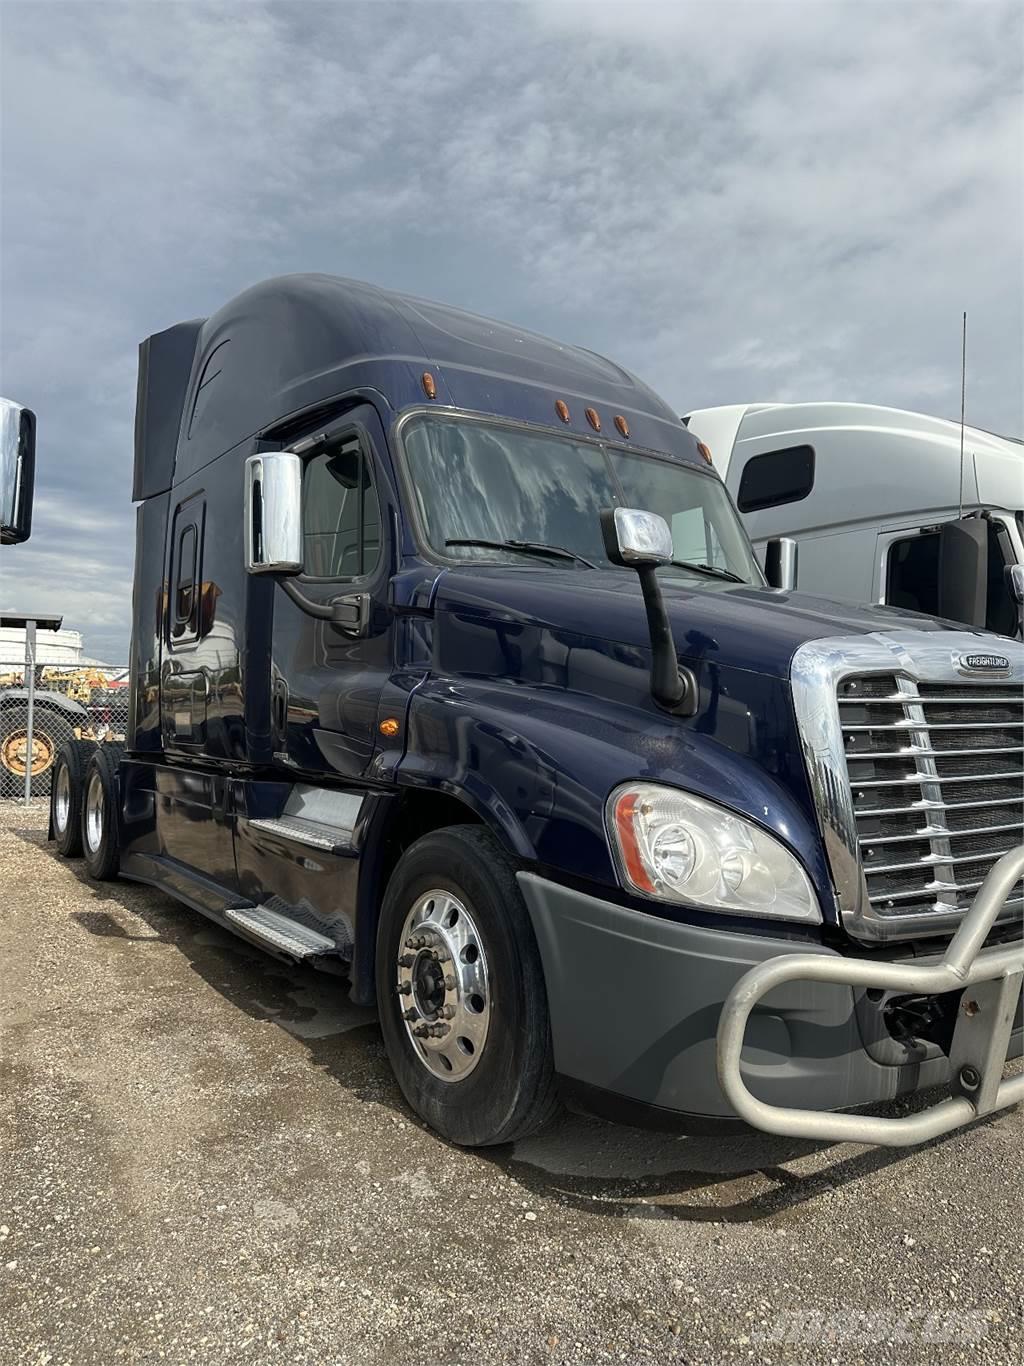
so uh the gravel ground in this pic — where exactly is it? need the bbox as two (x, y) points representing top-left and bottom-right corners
(1, 801), (1021, 1365)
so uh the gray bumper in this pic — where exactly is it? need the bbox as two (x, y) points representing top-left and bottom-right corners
(518, 869), (1023, 1124)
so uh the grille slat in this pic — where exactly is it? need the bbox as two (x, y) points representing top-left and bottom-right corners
(840, 672), (1023, 927)
(859, 819), (1023, 847)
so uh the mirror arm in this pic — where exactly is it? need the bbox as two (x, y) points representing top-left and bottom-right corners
(637, 566), (698, 717)
(280, 577), (368, 634)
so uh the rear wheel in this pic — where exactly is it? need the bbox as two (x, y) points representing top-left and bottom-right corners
(81, 744), (124, 881)
(376, 825), (559, 1146)
(48, 739), (97, 855)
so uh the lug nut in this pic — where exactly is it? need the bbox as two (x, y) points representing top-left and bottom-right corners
(398, 953), (415, 968)
(402, 1008), (418, 1021)
(444, 974), (457, 991)
(441, 1005), (456, 1019)
(397, 982), (412, 996)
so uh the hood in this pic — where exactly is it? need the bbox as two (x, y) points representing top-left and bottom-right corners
(431, 566), (970, 679)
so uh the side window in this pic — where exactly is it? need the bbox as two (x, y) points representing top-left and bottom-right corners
(302, 434), (382, 579)
(737, 445), (815, 513)
(171, 518), (200, 641)
(886, 531), (939, 616)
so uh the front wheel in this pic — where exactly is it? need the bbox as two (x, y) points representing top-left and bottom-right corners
(376, 825), (559, 1146)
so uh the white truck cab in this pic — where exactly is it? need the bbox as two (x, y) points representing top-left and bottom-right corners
(683, 402), (1024, 637)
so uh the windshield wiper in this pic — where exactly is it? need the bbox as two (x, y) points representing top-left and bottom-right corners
(668, 560), (745, 584)
(445, 538), (598, 568)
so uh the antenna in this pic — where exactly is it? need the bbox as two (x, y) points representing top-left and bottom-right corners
(957, 310), (967, 519)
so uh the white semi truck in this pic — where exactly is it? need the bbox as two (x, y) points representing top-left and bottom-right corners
(683, 402), (1024, 638)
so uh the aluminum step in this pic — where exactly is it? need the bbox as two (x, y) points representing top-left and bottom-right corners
(225, 904), (337, 958)
(248, 814), (354, 855)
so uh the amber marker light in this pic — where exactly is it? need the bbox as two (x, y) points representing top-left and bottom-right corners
(379, 717), (401, 738)
(614, 414), (629, 438)
(421, 371), (437, 400)
(613, 790), (655, 894)
(554, 399), (570, 423)
(585, 407), (601, 432)
(697, 441), (713, 465)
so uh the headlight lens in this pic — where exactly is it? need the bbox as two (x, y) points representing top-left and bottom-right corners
(609, 783), (821, 923)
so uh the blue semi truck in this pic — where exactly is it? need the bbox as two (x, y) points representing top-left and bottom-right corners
(35, 275), (1023, 1147)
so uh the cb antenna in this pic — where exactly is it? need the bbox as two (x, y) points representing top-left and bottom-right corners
(957, 310), (967, 519)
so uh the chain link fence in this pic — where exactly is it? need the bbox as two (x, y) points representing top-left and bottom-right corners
(0, 661), (130, 801)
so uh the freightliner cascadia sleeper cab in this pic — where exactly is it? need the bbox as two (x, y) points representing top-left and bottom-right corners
(46, 276), (1023, 1147)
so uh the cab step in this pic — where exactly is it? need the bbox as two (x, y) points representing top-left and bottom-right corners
(225, 904), (337, 959)
(247, 813), (355, 855)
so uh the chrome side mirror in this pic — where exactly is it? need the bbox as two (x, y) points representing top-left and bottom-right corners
(599, 506), (696, 716)
(601, 506), (673, 567)
(763, 536), (798, 591)
(244, 452), (303, 574)
(0, 398), (36, 546)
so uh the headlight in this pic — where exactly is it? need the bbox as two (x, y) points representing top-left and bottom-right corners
(608, 782), (821, 923)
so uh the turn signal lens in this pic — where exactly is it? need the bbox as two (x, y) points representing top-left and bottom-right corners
(696, 440), (713, 464)
(614, 415), (629, 438)
(608, 783), (820, 923)
(421, 372), (437, 400)
(555, 399), (570, 423)
(585, 407), (601, 432)
(379, 717), (400, 738)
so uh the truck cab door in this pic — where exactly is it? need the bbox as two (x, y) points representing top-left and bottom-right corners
(270, 405), (397, 780)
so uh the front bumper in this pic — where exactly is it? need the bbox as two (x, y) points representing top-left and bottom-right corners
(517, 852), (1023, 1135)
(716, 846), (1024, 1146)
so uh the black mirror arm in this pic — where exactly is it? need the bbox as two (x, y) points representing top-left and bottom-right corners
(280, 577), (368, 634)
(637, 566), (698, 717)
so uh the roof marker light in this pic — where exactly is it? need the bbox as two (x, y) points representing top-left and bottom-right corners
(614, 415), (629, 438)
(555, 399), (570, 423)
(697, 441), (713, 465)
(585, 407), (601, 432)
(421, 371), (437, 400)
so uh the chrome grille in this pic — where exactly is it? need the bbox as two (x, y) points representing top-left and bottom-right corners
(839, 674), (1024, 927)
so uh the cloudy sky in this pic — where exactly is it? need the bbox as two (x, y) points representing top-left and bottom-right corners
(1, 0), (1021, 661)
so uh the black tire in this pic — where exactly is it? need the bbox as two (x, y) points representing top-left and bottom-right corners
(376, 825), (559, 1146)
(0, 704), (75, 799)
(80, 743), (124, 881)
(48, 739), (98, 854)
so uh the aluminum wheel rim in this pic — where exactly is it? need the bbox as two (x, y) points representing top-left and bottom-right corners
(1, 729), (54, 778)
(396, 889), (491, 1083)
(54, 764), (71, 832)
(84, 771), (104, 853)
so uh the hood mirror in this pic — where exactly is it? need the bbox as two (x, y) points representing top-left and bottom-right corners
(763, 537), (797, 591)
(603, 506), (674, 567)
(0, 398), (36, 546)
(600, 506), (697, 717)
(244, 451), (303, 574)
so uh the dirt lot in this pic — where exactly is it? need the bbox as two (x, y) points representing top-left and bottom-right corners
(1, 802), (1021, 1365)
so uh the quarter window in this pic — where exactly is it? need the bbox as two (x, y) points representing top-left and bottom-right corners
(303, 435), (382, 579)
(737, 445), (815, 513)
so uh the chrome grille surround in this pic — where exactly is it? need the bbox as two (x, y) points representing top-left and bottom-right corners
(791, 631), (1024, 942)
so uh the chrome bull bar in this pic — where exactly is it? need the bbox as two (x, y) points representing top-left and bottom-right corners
(716, 845), (1024, 1147)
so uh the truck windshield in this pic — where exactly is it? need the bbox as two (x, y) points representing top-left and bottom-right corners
(402, 415), (763, 584)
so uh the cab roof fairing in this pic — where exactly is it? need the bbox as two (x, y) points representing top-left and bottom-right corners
(134, 274), (707, 500)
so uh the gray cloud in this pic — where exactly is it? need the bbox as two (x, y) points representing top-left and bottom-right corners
(1, 0), (1020, 660)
